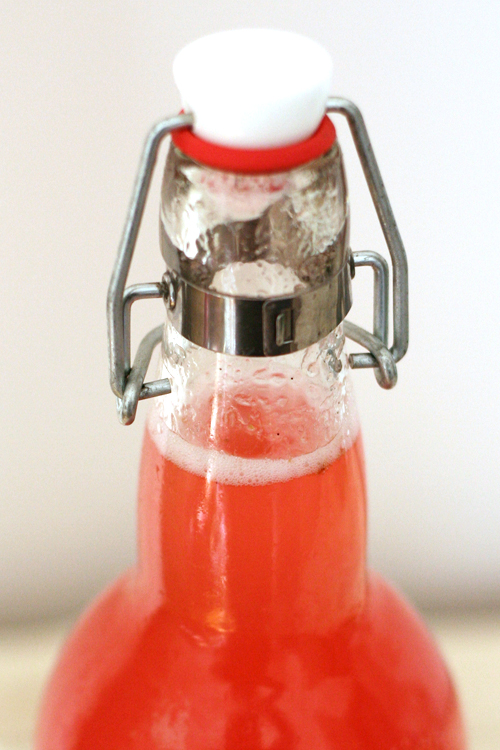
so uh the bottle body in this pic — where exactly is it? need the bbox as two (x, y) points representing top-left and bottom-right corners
(36, 330), (465, 750)
(36, 141), (466, 749)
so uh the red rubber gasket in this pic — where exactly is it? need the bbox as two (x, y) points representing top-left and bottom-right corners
(171, 115), (336, 174)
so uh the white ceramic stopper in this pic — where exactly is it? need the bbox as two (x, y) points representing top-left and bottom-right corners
(173, 29), (333, 149)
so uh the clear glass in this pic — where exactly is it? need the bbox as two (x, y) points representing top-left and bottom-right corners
(160, 142), (349, 295)
(156, 141), (355, 461)
(155, 321), (354, 458)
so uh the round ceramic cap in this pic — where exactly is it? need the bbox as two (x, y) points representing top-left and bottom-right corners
(173, 29), (333, 149)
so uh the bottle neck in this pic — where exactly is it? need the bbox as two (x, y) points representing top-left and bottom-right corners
(137, 322), (367, 637)
(137, 143), (363, 636)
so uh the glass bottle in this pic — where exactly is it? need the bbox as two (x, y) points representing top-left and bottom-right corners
(36, 30), (466, 750)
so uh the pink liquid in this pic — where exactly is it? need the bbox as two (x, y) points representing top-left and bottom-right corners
(36, 389), (466, 749)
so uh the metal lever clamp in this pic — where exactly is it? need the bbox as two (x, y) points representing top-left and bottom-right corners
(107, 102), (408, 424)
(326, 98), (409, 384)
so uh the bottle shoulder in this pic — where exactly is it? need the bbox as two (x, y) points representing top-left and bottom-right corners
(37, 571), (465, 750)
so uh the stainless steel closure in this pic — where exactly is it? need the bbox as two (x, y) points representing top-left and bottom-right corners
(107, 101), (409, 424)
(166, 263), (352, 357)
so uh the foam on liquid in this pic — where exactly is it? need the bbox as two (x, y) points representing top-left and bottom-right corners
(148, 385), (359, 487)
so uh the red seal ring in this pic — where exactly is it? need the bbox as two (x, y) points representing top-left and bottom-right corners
(171, 115), (336, 174)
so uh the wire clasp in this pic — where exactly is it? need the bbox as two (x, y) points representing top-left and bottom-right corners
(107, 102), (409, 424)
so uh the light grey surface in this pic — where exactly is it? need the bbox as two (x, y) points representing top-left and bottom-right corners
(0, 612), (498, 749)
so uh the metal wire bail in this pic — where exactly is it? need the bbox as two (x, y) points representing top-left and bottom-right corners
(107, 101), (409, 424)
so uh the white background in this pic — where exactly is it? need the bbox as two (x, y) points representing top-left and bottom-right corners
(1, 0), (499, 621)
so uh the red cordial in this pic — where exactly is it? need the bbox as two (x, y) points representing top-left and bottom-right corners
(172, 114), (336, 173)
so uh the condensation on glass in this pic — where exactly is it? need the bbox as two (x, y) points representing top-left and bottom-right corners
(154, 141), (358, 460)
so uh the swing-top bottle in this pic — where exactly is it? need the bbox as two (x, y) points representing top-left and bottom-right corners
(36, 29), (466, 750)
